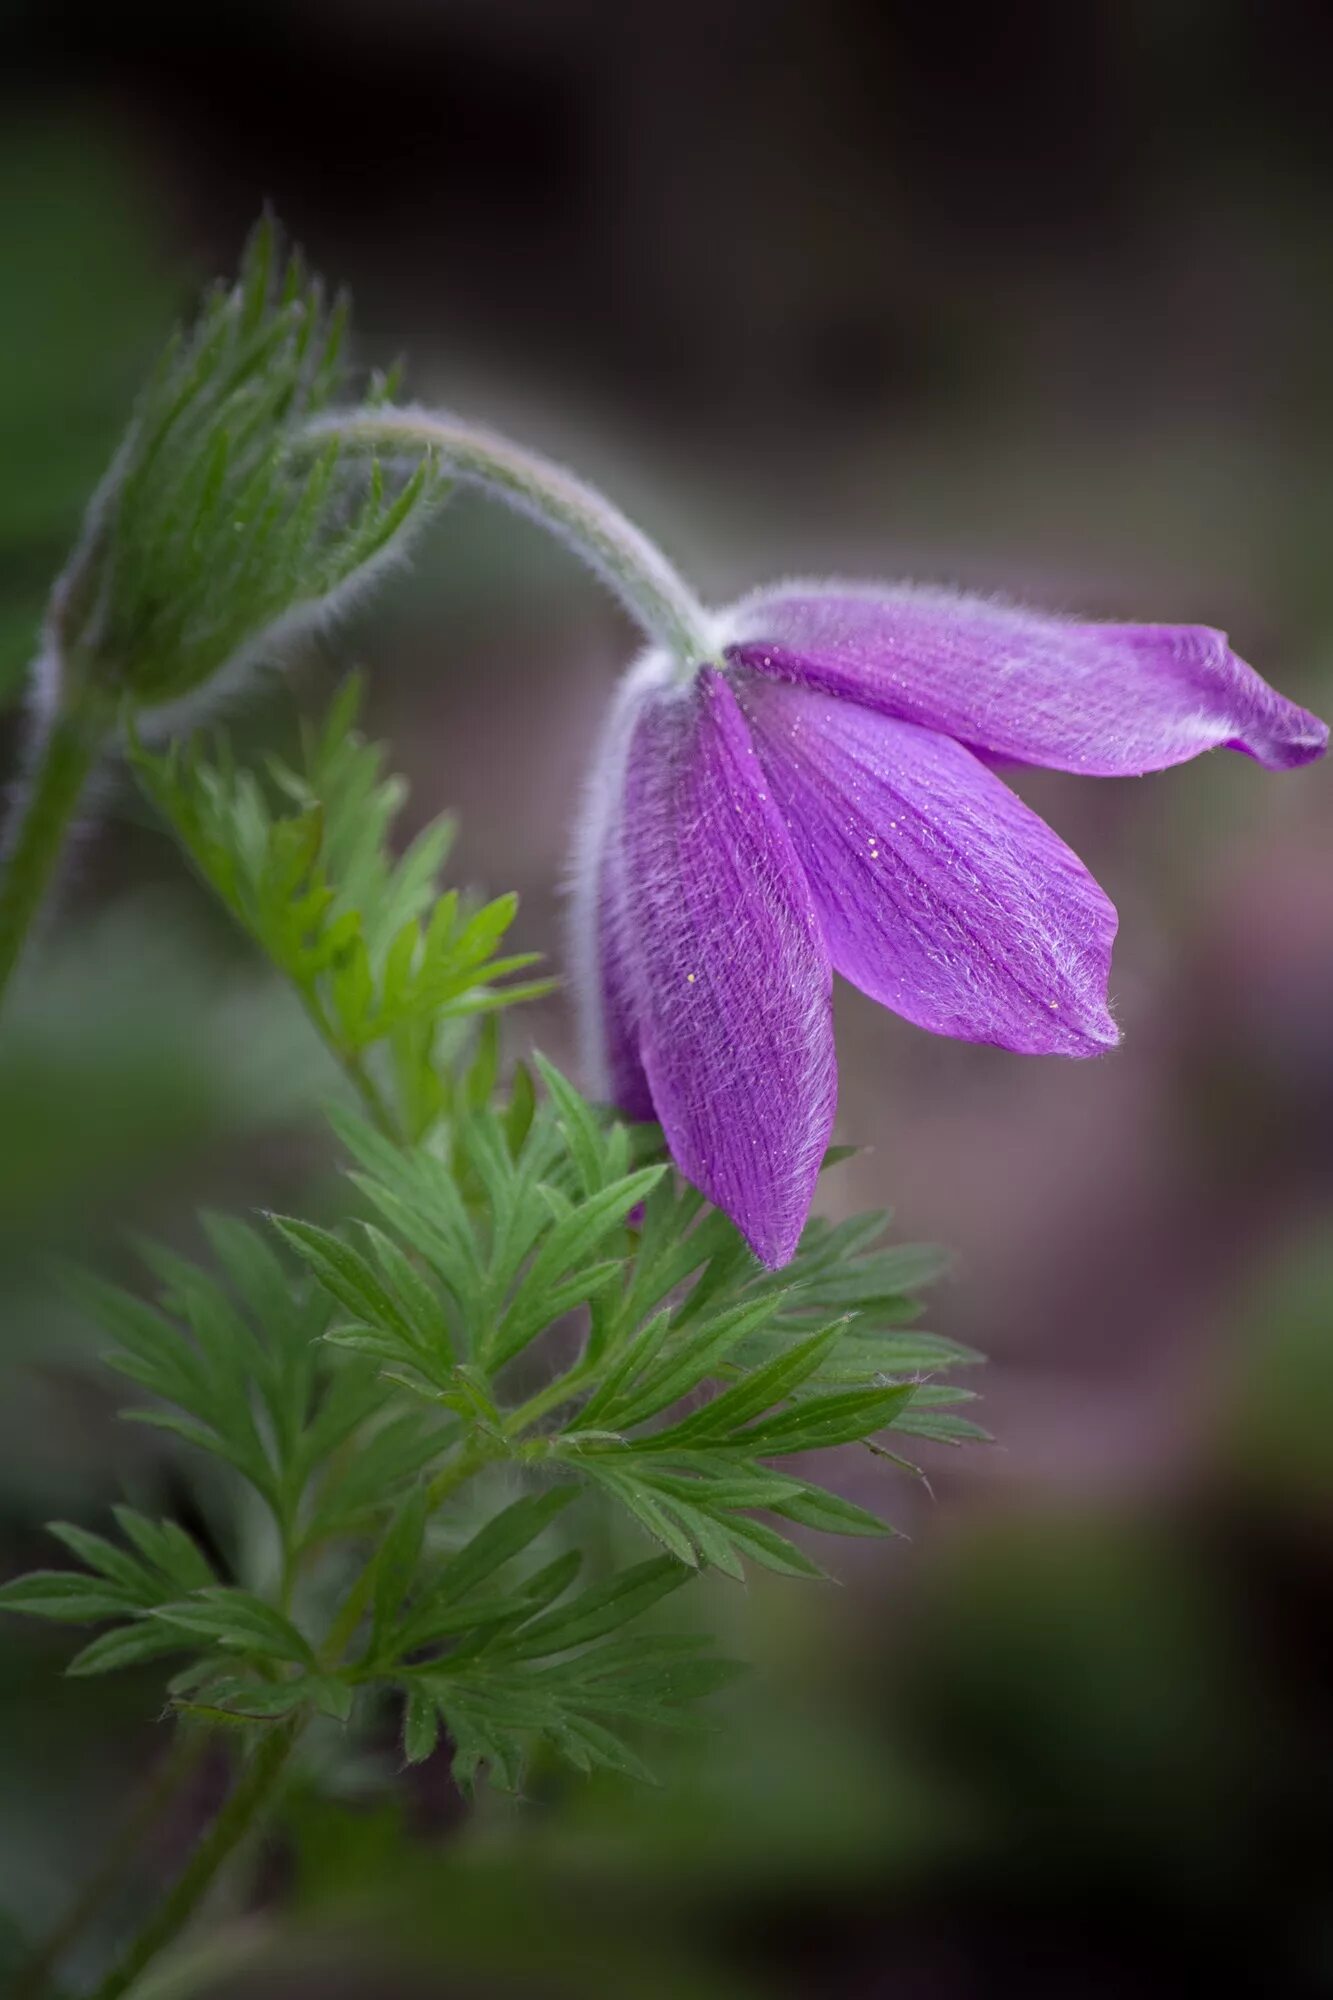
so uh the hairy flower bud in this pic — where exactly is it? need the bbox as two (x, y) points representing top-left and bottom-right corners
(44, 216), (440, 725)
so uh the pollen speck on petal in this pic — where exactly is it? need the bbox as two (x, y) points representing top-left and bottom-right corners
(736, 669), (1120, 1058)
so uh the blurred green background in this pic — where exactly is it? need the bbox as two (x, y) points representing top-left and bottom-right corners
(2, 3), (1331, 1995)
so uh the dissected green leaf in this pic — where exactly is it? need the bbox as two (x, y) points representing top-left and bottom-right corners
(418, 1488), (576, 1610)
(66, 1621), (195, 1677)
(495, 1556), (689, 1661)
(150, 1588), (317, 1666)
(0, 1571), (138, 1623)
(402, 1687), (441, 1764)
(136, 680), (549, 1141)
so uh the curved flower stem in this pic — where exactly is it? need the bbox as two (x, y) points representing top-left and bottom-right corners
(84, 1722), (299, 2000)
(310, 407), (716, 670)
(0, 689), (110, 1013)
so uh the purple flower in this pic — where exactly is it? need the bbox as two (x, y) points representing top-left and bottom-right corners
(571, 583), (1327, 1268)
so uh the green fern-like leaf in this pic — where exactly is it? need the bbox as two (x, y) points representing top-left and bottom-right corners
(133, 679), (553, 1139)
(279, 1068), (981, 1579)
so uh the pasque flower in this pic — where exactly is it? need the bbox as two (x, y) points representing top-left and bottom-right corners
(308, 405), (1326, 1273)
(572, 584), (1327, 1267)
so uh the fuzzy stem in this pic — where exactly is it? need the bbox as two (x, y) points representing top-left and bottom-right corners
(425, 1444), (488, 1510)
(0, 690), (109, 1011)
(83, 1723), (299, 2000)
(503, 1366), (595, 1439)
(311, 407), (716, 669)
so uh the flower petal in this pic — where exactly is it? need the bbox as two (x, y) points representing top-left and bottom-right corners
(735, 670), (1120, 1056)
(616, 666), (837, 1267)
(725, 583), (1328, 775)
(568, 659), (659, 1120)
(593, 844), (656, 1119)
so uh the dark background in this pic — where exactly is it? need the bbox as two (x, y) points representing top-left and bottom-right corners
(2, 4), (1332, 1996)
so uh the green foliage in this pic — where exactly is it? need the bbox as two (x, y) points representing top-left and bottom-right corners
(62, 1214), (448, 1556)
(47, 215), (442, 712)
(134, 678), (553, 1141)
(376, 1497), (738, 1788)
(277, 1076), (982, 1586)
(0, 665), (983, 1798)
(0, 1058), (978, 1785)
(0, 214), (998, 2000)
